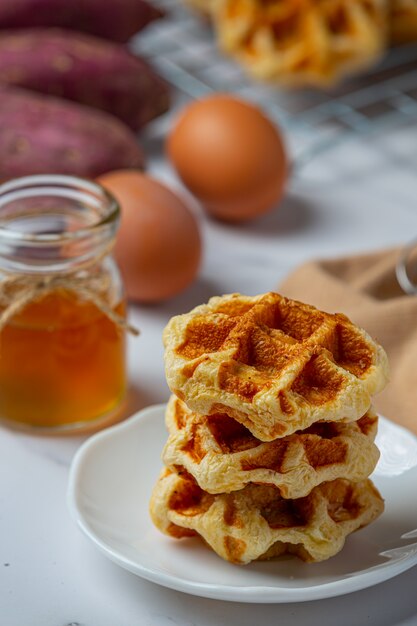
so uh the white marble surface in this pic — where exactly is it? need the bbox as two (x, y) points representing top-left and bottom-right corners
(2, 115), (417, 625)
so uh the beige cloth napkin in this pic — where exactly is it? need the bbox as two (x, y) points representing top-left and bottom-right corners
(279, 247), (417, 434)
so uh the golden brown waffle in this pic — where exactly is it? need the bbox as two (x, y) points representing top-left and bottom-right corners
(211, 0), (388, 86)
(150, 469), (384, 564)
(390, 0), (417, 42)
(163, 396), (380, 497)
(163, 292), (389, 441)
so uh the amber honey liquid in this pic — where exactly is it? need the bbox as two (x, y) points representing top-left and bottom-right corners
(0, 290), (126, 430)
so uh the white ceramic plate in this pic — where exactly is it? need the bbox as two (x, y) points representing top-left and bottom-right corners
(67, 405), (417, 603)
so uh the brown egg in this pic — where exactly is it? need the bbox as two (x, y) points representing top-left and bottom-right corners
(98, 170), (202, 303)
(167, 94), (288, 222)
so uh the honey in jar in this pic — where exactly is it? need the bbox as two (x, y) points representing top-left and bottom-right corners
(0, 175), (130, 433)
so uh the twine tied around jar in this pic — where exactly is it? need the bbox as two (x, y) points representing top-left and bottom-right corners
(0, 270), (140, 336)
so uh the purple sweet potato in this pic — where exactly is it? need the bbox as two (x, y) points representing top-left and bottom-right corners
(0, 0), (163, 42)
(0, 29), (170, 130)
(0, 86), (145, 180)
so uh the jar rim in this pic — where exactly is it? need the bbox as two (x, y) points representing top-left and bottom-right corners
(0, 174), (120, 245)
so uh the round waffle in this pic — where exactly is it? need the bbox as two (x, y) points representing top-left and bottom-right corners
(163, 396), (380, 497)
(211, 0), (388, 85)
(390, 0), (417, 42)
(150, 469), (384, 564)
(163, 292), (389, 441)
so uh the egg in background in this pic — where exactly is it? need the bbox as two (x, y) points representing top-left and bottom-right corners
(98, 170), (202, 303)
(167, 94), (288, 222)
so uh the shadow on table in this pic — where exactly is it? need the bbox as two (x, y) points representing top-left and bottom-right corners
(215, 192), (317, 239)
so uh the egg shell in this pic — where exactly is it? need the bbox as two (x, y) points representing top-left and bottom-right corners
(167, 94), (288, 222)
(97, 170), (202, 303)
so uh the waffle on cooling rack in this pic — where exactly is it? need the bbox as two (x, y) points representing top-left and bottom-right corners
(211, 0), (388, 85)
(163, 293), (389, 441)
(150, 469), (384, 564)
(390, 0), (417, 42)
(163, 396), (380, 497)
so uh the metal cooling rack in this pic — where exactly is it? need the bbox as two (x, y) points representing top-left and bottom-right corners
(132, 0), (417, 170)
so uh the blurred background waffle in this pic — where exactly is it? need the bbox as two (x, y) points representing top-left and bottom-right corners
(132, 0), (417, 169)
(391, 0), (417, 43)
(211, 0), (388, 86)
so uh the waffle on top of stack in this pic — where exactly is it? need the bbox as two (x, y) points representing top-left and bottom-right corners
(163, 292), (388, 440)
(150, 292), (388, 564)
(185, 0), (417, 86)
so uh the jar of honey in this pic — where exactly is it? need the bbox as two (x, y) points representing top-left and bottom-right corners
(0, 174), (130, 433)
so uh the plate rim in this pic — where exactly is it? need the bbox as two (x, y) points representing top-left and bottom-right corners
(67, 405), (417, 604)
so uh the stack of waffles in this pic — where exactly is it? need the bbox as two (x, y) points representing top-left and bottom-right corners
(150, 292), (389, 564)
(184, 0), (417, 86)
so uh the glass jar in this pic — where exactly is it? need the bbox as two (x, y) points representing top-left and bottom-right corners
(0, 174), (129, 434)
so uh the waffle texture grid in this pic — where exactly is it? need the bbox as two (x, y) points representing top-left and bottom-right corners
(150, 469), (384, 564)
(163, 292), (389, 441)
(163, 395), (380, 497)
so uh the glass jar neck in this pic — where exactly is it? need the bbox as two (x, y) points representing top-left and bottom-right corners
(0, 175), (119, 275)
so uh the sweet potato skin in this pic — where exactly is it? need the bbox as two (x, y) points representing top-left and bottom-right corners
(0, 86), (145, 180)
(0, 29), (170, 130)
(0, 0), (162, 42)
